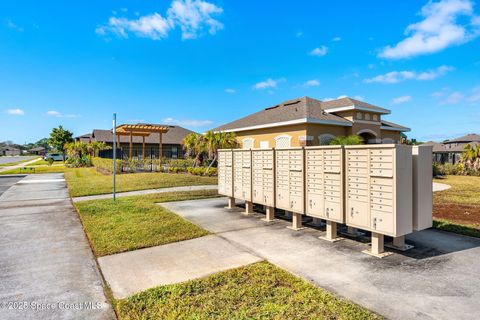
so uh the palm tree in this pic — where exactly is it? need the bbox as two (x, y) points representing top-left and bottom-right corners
(461, 144), (480, 171)
(89, 141), (110, 157)
(182, 133), (206, 167)
(204, 131), (237, 172)
(329, 135), (364, 146)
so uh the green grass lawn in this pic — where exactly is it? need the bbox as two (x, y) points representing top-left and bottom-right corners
(0, 165), (68, 174)
(115, 261), (380, 320)
(65, 168), (217, 197)
(433, 175), (480, 237)
(75, 190), (218, 256)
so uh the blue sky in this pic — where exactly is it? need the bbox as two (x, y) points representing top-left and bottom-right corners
(1, 0), (479, 144)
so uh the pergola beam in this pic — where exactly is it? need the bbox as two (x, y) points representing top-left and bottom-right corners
(113, 124), (170, 160)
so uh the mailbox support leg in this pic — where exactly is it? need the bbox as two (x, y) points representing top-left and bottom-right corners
(244, 201), (254, 215)
(226, 197), (235, 209)
(319, 221), (343, 242)
(363, 232), (392, 258)
(262, 206), (275, 222)
(386, 235), (414, 251)
(287, 212), (305, 231)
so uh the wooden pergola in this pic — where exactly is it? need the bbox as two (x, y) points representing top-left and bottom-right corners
(115, 124), (170, 160)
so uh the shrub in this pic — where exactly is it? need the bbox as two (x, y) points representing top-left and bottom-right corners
(168, 166), (186, 174)
(187, 167), (217, 176)
(165, 158), (194, 168)
(65, 155), (92, 168)
(47, 158), (54, 166)
(329, 135), (364, 145)
(92, 157), (122, 174)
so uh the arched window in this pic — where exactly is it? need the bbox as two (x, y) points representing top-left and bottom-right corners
(242, 137), (255, 149)
(357, 112), (363, 119)
(274, 134), (292, 148)
(365, 113), (371, 120)
(319, 134), (336, 145)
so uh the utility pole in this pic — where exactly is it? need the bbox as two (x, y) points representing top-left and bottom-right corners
(113, 113), (117, 201)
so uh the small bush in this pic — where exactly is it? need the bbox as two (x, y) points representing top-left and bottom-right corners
(92, 157), (122, 174)
(165, 158), (194, 168)
(65, 155), (92, 168)
(187, 167), (217, 176)
(47, 158), (54, 166)
(168, 167), (186, 174)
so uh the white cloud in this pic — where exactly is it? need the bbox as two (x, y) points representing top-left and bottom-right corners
(46, 110), (79, 118)
(392, 95), (412, 104)
(96, 0), (223, 40)
(353, 95), (365, 101)
(253, 78), (285, 90)
(379, 0), (480, 59)
(6, 108), (25, 115)
(332, 36), (341, 42)
(433, 85), (480, 104)
(163, 117), (213, 127)
(323, 95), (353, 102)
(308, 46), (328, 56)
(224, 88), (236, 93)
(6, 21), (24, 32)
(303, 79), (320, 87)
(364, 65), (453, 84)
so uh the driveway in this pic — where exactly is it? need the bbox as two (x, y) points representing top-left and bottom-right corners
(0, 174), (114, 319)
(160, 198), (480, 320)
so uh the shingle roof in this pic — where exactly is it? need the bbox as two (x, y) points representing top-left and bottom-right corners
(445, 133), (480, 144)
(380, 119), (410, 132)
(91, 125), (195, 145)
(212, 97), (353, 132)
(322, 97), (391, 114)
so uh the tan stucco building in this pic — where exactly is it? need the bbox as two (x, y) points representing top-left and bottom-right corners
(213, 97), (409, 148)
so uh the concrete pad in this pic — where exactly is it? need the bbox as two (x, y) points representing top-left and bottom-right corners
(99, 235), (262, 299)
(160, 197), (480, 320)
(433, 182), (451, 192)
(0, 174), (115, 320)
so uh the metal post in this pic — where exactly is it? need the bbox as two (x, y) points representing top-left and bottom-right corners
(112, 113), (117, 201)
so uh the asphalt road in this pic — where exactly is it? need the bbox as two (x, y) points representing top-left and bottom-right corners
(0, 176), (23, 197)
(0, 156), (37, 165)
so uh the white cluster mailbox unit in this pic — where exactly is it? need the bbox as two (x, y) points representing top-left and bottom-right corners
(218, 144), (432, 258)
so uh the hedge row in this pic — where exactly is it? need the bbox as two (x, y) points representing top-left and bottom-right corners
(92, 157), (122, 174)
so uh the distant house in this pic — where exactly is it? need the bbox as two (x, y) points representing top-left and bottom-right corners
(424, 133), (480, 164)
(29, 147), (46, 156)
(0, 146), (21, 156)
(76, 125), (194, 159)
(212, 96), (410, 148)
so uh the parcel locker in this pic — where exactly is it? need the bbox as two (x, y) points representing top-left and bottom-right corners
(305, 146), (344, 223)
(275, 148), (304, 213)
(233, 149), (252, 201)
(218, 149), (233, 197)
(345, 145), (413, 237)
(252, 149), (275, 207)
(412, 145), (433, 231)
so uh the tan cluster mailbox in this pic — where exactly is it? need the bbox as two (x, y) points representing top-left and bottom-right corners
(252, 149), (276, 220)
(233, 149), (253, 213)
(218, 149), (233, 197)
(305, 146), (344, 223)
(275, 148), (305, 229)
(219, 144), (432, 258)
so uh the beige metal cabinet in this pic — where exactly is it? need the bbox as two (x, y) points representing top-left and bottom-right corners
(233, 149), (252, 201)
(275, 148), (304, 213)
(305, 146), (344, 223)
(252, 149), (275, 207)
(218, 149), (233, 197)
(412, 145), (433, 231)
(345, 145), (413, 237)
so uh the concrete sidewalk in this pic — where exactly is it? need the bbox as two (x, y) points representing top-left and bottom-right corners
(72, 184), (218, 202)
(0, 174), (114, 319)
(99, 235), (262, 299)
(160, 197), (480, 320)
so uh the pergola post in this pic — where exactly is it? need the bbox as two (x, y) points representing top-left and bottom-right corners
(142, 136), (145, 159)
(159, 132), (163, 161)
(129, 131), (133, 159)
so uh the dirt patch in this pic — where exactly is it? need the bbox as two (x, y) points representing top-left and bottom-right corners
(433, 203), (480, 227)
